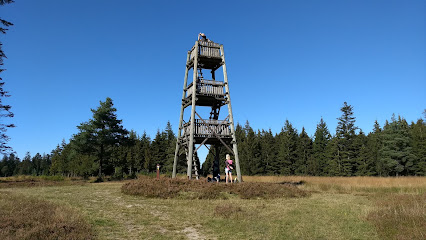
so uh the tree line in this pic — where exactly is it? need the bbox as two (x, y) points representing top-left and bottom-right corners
(1, 99), (425, 179)
(203, 104), (425, 177)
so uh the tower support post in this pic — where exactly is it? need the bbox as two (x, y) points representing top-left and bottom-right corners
(187, 41), (199, 179)
(220, 45), (242, 183)
(172, 51), (191, 178)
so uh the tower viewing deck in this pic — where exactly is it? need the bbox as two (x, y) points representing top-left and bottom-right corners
(184, 79), (226, 107)
(179, 119), (232, 146)
(188, 41), (222, 70)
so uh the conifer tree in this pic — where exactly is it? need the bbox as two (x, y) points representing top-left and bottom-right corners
(19, 152), (33, 175)
(134, 132), (152, 173)
(325, 137), (340, 176)
(126, 130), (138, 177)
(40, 154), (52, 176)
(410, 118), (426, 175)
(366, 121), (382, 176)
(73, 97), (129, 180)
(0, 153), (18, 176)
(234, 123), (247, 174)
(259, 129), (277, 175)
(380, 115), (416, 176)
(31, 153), (43, 176)
(246, 126), (262, 175)
(296, 127), (312, 175)
(335, 102), (358, 176)
(277, 120), (299, 175)
(50, 140), (66, 175)
(0, 0), (15, 154)
(164, 121), (177, 173)
(311, 118), (331, 176)
(150, 129), (168, 173)
(354, 130), (375, 175)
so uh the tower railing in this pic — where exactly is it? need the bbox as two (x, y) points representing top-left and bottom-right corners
(187, 80), (225, 98)
(190, 41), (221, 60)
(182, 119), (230, 138)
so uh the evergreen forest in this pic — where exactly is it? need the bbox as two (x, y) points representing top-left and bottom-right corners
(1, 99), (425, 178)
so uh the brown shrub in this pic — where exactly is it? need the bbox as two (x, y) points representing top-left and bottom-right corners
(121, 176), (309, 200)
(0, 192), (95, 240)
(367, 193), (426, 240)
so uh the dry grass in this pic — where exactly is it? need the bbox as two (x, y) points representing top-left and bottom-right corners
(367, 193), (426, 240)
(0, 175), (88, 188)
(0, 191), (94, 240)
(121, 176), (309, 199)
(244, 175), (426, 194)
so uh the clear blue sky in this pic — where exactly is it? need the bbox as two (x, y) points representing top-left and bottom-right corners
(2, 0), (425, 160)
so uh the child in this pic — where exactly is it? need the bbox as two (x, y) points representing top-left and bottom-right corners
(225, 154), (233, 184)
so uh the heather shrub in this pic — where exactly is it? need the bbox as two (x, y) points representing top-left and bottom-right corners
(121, 176), (309, 199)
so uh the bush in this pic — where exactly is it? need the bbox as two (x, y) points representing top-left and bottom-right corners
(121, 176), (309, 200)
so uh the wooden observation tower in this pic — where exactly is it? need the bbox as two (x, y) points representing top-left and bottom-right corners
(172, 35), (242, 182)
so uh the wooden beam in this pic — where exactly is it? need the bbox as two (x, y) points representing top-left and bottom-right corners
(221, 44), (242, 183)
(195, 111), (234, 155)
(173, 51), (191, 178)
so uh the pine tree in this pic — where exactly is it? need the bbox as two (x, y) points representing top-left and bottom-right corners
(325, 136), (340, 176)
(73, 97), (129, 180)
(311, 118), (331, 176)
(354, 130), (375, 176)
(136, 132), (152, 173)
(0, 0), (15, 154)
(277, 120), (298, 175)
(296, 127), (312, 175)
(19, 152), (33, 175)
(124, 130), (138, 177)
(150, 129), (168, 173)
(31, 153), (43, 176)
(40, 154), (51, 175)
(50, 140), (67, 176)
(246, 127), (262, 175)
(410, 118), (426, 175)
(367, 120), (382, 176)
(380, 115), (416, 176)
(335, 102), (358, 176)
(164, 121), (177, 173)
(259, 129), (277, 175)
(234, 123), (247, 174)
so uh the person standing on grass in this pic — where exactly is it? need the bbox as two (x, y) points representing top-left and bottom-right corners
(225, 154), (234, 184)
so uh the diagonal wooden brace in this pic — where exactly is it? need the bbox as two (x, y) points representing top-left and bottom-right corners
(195, 111), (234, 155)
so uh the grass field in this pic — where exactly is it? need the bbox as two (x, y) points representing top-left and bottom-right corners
(0, 175), (424, 240)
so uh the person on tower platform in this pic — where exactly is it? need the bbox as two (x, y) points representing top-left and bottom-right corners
(198, 32), (209, 41)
